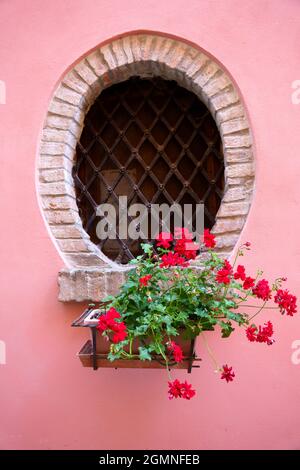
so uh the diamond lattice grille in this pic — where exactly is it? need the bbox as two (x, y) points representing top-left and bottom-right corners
(73, 77), (224, 264)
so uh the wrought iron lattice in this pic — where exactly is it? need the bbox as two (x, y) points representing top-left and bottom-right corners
(73, 77), (224, 264)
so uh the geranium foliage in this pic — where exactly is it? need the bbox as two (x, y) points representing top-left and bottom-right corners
(95, 228), (297, 400)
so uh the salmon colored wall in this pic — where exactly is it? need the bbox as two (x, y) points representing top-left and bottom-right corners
(0, 0), (300, 450)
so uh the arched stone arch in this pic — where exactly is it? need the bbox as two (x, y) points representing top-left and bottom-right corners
(37, 33), (254, 301)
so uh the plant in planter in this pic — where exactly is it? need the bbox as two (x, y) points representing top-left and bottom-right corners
(92, 228), (297, 400)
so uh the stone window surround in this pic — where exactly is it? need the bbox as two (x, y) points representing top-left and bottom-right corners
(37, 33), (255, 302)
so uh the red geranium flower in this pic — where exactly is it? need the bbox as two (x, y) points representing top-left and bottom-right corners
(252, 279), (272, 301)
(246, 321), (274, 345)
(216, 269), (231, 284)
(174, 239), (199, 260)
(168, 379), (196, 400)
(246, 325), (257, 342)
(203, 228), (216, 248)
(256, 321), (274, 345)
(168, 379), (182, 399)
(167, 341), (184, 362)
(243, 276), (255, 290)
(160, 252), (188, 268)
(274, 289), (297, 316)
(220, 364), (235, 382)
(97, 307), (120, 333)
(156, 232), (173, 249)
(234, 265), (246, 281)
(107, 307), (121, 319)
(139, 274), (152, 287)
(224, 260), (233, 272)
(111, 322), (128, 343)
(173, 227), (199, 260)
(216, 260), (233, 284)
(97, 307), (127, 343)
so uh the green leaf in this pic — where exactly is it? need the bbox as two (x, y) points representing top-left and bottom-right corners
(199, 318), (216, 331)
(101, 295), (115, 303)
(141, 243), (153, 254)
(195, 307), (210, 318)
(161, 315), (172, 325)
(220, 321), (235, 338)
(138, 346), (152, 361)
(175, 311), (189, 323)
(226, 311), (245, 324)
(107, 351), (118, 361)
(152, 304), (166, 313)
(134, 324), (149, 335)
(166, 325), (178, 336)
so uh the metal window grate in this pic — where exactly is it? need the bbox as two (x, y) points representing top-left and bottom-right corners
(73, 77), (224, 264)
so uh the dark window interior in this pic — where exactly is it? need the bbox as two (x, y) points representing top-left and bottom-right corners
(73, 76), (224, 264)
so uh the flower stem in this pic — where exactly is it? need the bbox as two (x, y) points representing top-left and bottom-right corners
(157, 342), (172, 380)
(120, 351), (138, 359)
(201, 332), (220, 372)
(239, 305), (278, 309)
(248, 300), (268, 322)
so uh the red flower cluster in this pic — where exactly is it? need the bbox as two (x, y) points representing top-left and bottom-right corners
(97, 308), (127, 344)
(174, 239), (199, 260)
(167, 341), (183, 362)
(252, 279), (272, 301)
(156, 232), (173, 249)
(203, 228), (216, 248)
(274, 289), (297, 316)
(243, 276), (255, 290)
(174, 227), (199, 260)
(220, 364), (235, 382)
(139, 275), (152, 287)
(216, 260), (233, 284)
(168, 379), (196, 400)
(255, 322), (274, 345)
(160, 252), (188, 268)
(156, 228), (201, 268)
(246, 321), (274, 345)
(233, 264), (255, 290)
(234, 264), (246, 281)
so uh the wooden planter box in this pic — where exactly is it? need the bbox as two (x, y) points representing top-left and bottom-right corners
(72, 307), (201, 372)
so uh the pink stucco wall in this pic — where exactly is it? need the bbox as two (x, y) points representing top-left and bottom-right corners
(0, 0), (300, 450)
